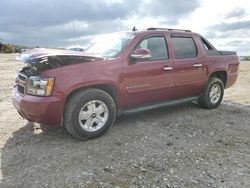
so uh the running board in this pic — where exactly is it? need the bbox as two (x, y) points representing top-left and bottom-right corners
(118, 96), (198, 115)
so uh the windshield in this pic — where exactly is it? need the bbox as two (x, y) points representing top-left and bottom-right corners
(84, 32), (136, 58)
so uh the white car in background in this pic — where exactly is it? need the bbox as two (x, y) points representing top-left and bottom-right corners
(67, 45), (86, 52)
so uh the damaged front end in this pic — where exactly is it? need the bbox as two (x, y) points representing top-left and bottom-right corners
(16, 53), (103, 96)
(20, 54), (103, 76)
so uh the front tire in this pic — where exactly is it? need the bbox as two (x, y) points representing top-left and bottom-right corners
(64, 88), (117, 140)
(199, 77), (224, 109)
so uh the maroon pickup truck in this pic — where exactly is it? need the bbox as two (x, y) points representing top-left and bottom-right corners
(12, 28), (239, 140)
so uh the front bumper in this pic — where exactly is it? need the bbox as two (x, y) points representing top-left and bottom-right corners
(12, 86), (63, 126)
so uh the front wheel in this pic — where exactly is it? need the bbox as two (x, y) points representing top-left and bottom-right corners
(64, 88), (117, 140)
(199, 77), (224, 109)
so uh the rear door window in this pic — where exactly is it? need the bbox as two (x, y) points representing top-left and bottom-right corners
(172, 36), (197, 59)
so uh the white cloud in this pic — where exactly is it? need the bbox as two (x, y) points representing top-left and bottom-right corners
(0, 0), (249, 55)
(176, 0), (250, 55)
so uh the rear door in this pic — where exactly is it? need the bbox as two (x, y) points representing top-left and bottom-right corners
(170, 34), (205, 97)
(120, 34), (175, 108)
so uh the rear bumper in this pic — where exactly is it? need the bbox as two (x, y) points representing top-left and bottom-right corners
(225, 72), (238, 89)
(225, 61), (239, 89)
(12, 86), (63, 126)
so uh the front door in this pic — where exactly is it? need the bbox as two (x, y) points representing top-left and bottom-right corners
(120, 34), (175, 108)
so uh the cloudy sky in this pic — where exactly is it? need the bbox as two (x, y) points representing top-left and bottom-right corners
(0, 0), (249, 55)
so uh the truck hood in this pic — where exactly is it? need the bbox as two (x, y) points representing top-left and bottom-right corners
(17, 48), (66, 62)
(18, 48), (104, 76)
(16, 48), (103, 64)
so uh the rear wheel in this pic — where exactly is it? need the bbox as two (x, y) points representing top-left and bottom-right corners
(64, 88), (117, 140)
(199, 77), (224, 109)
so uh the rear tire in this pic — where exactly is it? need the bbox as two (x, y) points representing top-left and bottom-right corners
(199, 77), (224, 109)
(64, 88), (117, 140)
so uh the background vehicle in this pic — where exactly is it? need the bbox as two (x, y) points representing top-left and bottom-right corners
(67, 45), (86, 52)
(12, 28), (240, 140)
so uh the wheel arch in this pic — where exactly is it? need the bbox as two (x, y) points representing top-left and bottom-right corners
(64, 83), (119, 109)
(208, 70), (227, 87)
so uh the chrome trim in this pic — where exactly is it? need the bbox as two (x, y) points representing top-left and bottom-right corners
(130, 54), (151, 60)
(193, 63), (203, 67)
(163, 66), (173, 71)
(17, 73), (27, 95)
(18, 73), (27, 81)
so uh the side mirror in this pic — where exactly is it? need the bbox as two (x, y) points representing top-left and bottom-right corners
(130, 48), (151, 61)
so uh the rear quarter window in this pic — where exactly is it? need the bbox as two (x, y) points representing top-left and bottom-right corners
(200, 37), (220, 56)
(172, 36), (197, 59)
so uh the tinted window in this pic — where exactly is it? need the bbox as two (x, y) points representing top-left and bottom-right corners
(172, 37), (197, 59)
(200, 37), (213, 50)
(199, 37), (220, 56)
(136, 36), (168, 60)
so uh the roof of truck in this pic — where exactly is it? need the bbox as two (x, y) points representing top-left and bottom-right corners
(133, 27), (197, 36)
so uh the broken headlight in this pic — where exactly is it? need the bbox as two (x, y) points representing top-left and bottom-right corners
(27, 76), (54, 96)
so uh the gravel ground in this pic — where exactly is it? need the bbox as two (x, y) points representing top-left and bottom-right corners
(0, 54), (250, 188)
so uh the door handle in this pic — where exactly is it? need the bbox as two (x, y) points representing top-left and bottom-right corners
(163, 66), (173, 71)
(193, 63), (203, 68)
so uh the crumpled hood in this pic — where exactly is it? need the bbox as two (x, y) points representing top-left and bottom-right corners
(16, 48), (93, 63)
(17, 48), (105, 76)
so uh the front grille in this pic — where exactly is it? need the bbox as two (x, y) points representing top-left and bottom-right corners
(17, 73), (27, 95)
(18, 74), (27, 81)
(18, 84), (25, 94)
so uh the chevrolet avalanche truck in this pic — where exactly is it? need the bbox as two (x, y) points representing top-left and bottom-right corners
(12, 28), (240, 140)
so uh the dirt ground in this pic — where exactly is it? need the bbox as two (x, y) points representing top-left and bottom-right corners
(0, 54), (250, 188)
